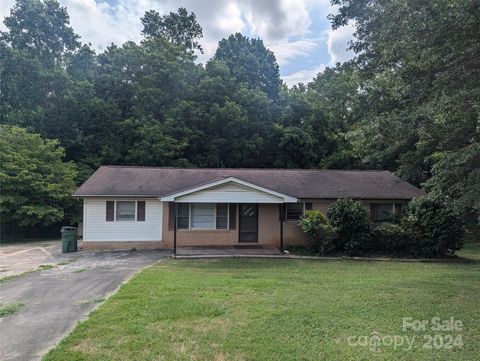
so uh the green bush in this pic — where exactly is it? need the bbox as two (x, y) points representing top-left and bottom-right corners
(371, 222), (411, 255)
(405, 196), (465, 257)
(327, 198), (371, 256)
(299, 210), (336, 255)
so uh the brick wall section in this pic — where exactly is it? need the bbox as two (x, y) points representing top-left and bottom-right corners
(162, 202), (310, 248)
(258, 204), (280, 245)
(162, 202), (239, 247)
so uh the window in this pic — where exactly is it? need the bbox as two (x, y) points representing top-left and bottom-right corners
(177, 203), (189, 229)
(137, 201), (146, 221)
(216, 204), (228, 229)
(371, 203), (394, 221)
(191, 203), (215, 229)
(286, 203), (304, 221)
(116, 201), (135, 221)
(176, 203), (230, 230)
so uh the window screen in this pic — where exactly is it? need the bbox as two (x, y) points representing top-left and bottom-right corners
(287, 203), (304, 220)
(191, 203), (215, 229)
(216, 204), (228, 229)
(177, 203), (189, 229)
(116, 201), (135, 221)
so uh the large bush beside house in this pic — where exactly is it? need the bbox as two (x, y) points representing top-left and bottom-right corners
(0, 126), (78, 233)
(370, 222), (411, 255)
(327, 198), (371, 256)
(298, 210), (336, 255)
(405, 196), (465, 257)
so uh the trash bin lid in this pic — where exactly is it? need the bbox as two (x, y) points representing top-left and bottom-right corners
(61, 226), (77, 231)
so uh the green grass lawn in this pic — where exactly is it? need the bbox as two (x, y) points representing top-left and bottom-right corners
(44, 252), (480, 361)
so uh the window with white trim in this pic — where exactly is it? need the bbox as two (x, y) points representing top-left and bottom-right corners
(116, 201), (136, 221)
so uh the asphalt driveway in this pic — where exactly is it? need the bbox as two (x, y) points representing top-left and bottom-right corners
(0, 245), (169, 361)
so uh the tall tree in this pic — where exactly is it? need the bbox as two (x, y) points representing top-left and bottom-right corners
(0, 125), (77, 226)
(213, 33), (282, 100)
(0, 0), (79, 68)
(141, 7), (203, 54)
(330, 0), (480, 219)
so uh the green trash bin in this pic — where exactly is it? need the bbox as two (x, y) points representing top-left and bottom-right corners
(61, 226), (78, 253)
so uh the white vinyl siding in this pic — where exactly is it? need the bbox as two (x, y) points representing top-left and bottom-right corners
(83, 198), (162, 241)
(175, 182), (284, 203)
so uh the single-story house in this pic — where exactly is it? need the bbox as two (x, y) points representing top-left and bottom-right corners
(74, 166), (425, 252)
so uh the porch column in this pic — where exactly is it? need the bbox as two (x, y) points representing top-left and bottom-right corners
(173, 202), (177, 257)
(279, 204), (284, 254)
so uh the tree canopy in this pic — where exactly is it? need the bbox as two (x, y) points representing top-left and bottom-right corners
(1, 0), (478, 229)
(0, 125), (77, 226)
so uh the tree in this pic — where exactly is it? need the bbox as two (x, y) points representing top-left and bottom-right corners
(213, 33), (281, 100)
(141, 7), (203, 54)
(330, 0), (480, 219)
(0, 0), (80, 68)
(0, 126), (77, 226)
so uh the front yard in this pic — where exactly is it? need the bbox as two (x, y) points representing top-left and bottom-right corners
(44, 254), (479, 360)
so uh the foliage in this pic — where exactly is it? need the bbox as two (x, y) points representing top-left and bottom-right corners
(327, 198), (371, 255)
(0, 126), (77, 226)
(0, 302), (24, 317)
(370, 222), (411, 255)
(298, 210), (336, 255)
(1, 0), (478, 235)
(214, 33), (281, 100)
(405, 196), (465, 258)
(330, 0), (480, 220)
(0, 0), (79, 67)
(141, 7), (203, 54)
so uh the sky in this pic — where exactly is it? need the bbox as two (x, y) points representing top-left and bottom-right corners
(0, 0), (356, 86)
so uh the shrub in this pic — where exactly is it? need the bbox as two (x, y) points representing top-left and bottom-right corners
(299, 210), (336, 255)
(370, 222), (411, 255)
(327, 198), (371, 256)
(405, 196), (465, 257)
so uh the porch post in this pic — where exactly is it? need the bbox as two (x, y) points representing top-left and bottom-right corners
(279, 204), (284, 254)
(173, 202), (177, 257)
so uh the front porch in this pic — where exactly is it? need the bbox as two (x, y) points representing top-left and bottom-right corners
(160, 177), (303, 256)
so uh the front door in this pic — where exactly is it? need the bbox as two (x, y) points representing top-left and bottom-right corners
(239, 204), (258, 243)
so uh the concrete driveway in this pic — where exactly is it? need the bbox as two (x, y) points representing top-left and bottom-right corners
(0, 243), (169, 361)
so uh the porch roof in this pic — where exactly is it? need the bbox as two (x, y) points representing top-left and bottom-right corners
(160, 177), (297, 203)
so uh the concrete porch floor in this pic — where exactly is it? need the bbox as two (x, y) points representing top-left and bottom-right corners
(176, 245), (281, 256)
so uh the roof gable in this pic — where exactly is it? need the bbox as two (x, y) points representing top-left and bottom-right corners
(161, 177), (297, 203)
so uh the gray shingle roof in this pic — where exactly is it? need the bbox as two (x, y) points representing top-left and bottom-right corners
(73, 166), (425, 200)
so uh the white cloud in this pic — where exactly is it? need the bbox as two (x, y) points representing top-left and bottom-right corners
(282, 63), (327, 87)
(327, 21), (355, 65)
(268, 39), (320, 66)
